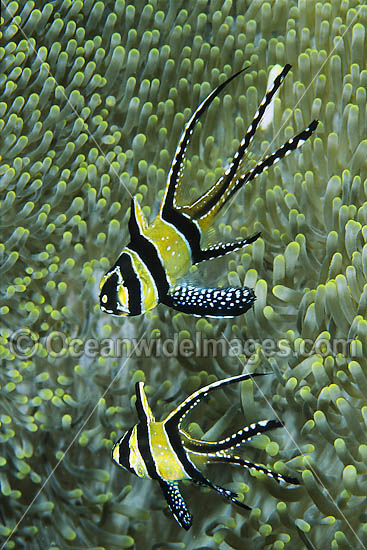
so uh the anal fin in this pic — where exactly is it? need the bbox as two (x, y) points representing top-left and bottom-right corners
(194, 232), (260, 263)
(193, 478), (251, 511)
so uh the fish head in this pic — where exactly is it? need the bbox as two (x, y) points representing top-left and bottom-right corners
(112, 425), (149, 479)
(99, 268), (129, 316)
(99, 252), (159, 316)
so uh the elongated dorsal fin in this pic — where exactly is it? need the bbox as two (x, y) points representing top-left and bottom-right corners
(128, 196), (148, 240)
(135, 382), (155, 423)
(164, 372), (268, 430)
(160, 66), (250, 215)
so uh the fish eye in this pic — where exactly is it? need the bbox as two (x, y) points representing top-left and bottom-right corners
(98, 271), (131, 315)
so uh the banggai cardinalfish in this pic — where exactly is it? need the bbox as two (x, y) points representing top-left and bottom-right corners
(100, 65), (318, 317)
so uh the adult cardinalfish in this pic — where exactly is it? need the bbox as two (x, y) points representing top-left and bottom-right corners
(112, 373), (299, 529)
(100, 64), (318, 317)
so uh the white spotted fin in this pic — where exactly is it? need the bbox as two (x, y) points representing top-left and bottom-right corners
(112, 373), (300, 529)
(100, 64), (318, 318)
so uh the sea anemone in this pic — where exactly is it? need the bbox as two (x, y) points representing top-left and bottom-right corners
(1, 0), (366, 548)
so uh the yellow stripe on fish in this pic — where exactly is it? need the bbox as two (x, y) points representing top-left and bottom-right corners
(100, 65), (318, 317)
(112, 373), (300, 530)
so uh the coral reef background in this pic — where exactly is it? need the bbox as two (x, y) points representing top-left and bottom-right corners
(1, 0), (367, 548)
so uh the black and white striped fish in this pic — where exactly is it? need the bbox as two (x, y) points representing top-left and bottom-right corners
(112, 373), (299, 530)
(100, 65), (318, 317)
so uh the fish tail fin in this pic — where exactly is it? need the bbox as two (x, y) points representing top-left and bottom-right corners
(208, 454), (300, 485)
(183, 65), (293, 230)
(220, 119), (319, 208)
(184, 419), (283, 454)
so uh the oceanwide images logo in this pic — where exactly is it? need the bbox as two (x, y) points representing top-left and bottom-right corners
(7, 329), (354, 361)
(8, 328), (39, 359)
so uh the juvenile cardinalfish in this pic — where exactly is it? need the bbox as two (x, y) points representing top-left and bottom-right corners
(112, 373), (299, 529)
(100, 64), (318, 317)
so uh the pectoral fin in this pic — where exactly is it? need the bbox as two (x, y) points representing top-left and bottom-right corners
(161, 285), (255, 317)
(159, 480), (193, 530)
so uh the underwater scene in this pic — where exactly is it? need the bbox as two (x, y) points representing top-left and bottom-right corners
(1, 0), (367, 549)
